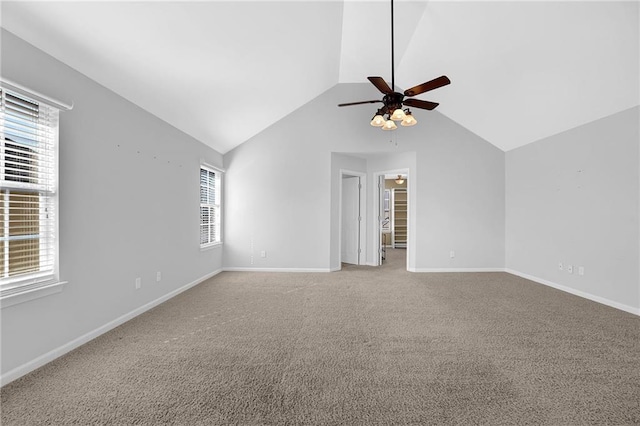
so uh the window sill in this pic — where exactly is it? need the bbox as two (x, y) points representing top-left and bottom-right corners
(200, 242), (223, 252)
(0, 281), (67, 309)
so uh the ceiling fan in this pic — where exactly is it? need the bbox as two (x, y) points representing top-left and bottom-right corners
(338, 0), (450, 130)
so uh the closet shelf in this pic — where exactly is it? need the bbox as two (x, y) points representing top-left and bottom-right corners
(391, 188), (408, 249)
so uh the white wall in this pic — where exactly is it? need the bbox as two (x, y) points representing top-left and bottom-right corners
(224, 83), (505, 272)
(506, 107), (640, 313)
(0, 30), (224, 380)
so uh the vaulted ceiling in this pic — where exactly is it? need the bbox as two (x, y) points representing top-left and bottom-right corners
(1, 1), (638, 154)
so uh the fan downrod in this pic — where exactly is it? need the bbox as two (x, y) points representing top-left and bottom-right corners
(336, 0), (450, 123)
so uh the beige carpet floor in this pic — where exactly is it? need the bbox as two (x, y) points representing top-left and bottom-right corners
(2, 249), (639, 425)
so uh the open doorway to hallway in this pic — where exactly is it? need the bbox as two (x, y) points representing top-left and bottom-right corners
(381, 172), (408, 267)
(372, 167), (409, 270)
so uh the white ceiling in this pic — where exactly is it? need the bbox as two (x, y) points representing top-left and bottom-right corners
(1, 1), (638, 154)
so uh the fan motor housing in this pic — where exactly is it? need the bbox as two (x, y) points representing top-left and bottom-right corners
(383, 92), (405, 112)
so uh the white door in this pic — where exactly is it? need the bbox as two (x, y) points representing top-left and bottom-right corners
(341, 176), (360, 265)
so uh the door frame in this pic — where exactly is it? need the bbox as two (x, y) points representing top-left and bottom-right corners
(339, 169), (367, 267)
(372, 168), (410, 270)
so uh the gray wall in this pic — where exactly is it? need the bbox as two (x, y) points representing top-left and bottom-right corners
(506, 107), (640, 312)
(224, 83), (505, 272)
(1, 30), (224, 378)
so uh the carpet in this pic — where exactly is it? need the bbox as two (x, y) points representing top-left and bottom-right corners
(2, 249), (639, 425)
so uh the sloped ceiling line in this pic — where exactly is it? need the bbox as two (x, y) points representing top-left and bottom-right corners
(1, 1), (637, 153)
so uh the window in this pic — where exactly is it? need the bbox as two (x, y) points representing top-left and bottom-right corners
(200, 165), (221, 247)
(0, 89), (59, 297)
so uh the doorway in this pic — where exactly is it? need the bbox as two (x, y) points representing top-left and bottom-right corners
(340, 170), (366, 266)
(373, 169), (410, 269)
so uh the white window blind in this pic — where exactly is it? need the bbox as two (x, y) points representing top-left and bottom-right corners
(0, 89), (58, 295)
(200, 165), (221, 246)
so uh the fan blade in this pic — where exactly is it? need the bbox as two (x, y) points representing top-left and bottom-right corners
(338, 100), (382, 107)
(367, 77), (393, 95)
(404, 98), (439, 110)
(404, 75), (451, 97)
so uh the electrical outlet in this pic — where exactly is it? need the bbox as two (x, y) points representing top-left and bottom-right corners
(156, 272), (162, 282)
(450, 250), (455, 259)
(260, 251), (266, 258)
(558, 262), (563, 271)
(567, 265), (573, 274)
(578, 266), (584, 276)
(135, 277), (141, 290)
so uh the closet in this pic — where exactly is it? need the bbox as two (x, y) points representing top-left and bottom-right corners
(391, 188), (407, 248)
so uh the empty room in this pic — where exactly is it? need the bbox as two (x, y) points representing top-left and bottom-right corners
(1, 0), (638, 424)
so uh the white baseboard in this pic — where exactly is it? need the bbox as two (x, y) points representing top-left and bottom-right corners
(505, 269), (640, 316)
(223, 267), (331, 273)
(1, 269), (222, 387)
(409, 267), (505, 273)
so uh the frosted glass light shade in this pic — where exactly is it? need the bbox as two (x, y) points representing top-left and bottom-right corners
(391, 108), (405, 121)
(370, 114), (385, 127)
(382, 119), (397, 130)
(401, 113), (417, 126)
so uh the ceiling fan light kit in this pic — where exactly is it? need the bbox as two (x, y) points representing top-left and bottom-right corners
(382, 119), (398, 131)
(391, 108), (406, 121)
(370, 111), (386, 127)
(338, 0), (450, 131)
(400, 110), (417, 127)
